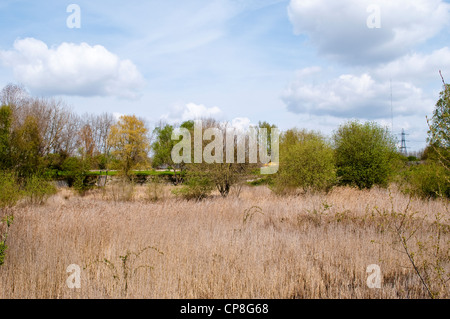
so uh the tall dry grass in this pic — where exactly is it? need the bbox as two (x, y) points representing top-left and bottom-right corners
(0, 185), (448, 298)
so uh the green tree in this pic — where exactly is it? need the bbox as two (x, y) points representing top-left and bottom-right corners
(427, 73), (450, 172)
(0, 171), (21, 267)
(152, 123), (189, 184)
(11, 115), (42, 176)
(272, 129), (336, 194)
(108, 115), (150, 176)
(428, 80), (450, 148)
(402, 161), (449, 198)
(333, 121), (398, 189)
(61, 156), (92, 194)
(152, 124), (175, 168)
(0, 171), (22, 214)
(0, 105), (12, 169)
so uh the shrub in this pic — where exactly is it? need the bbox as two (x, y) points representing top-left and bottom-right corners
(172, 173), (214, 201)
(0, 171), (19, 267)
(272, 129), (336, 195)
(176, 119), (257, 197)
(61, 157), (92, 195)
(23, 175), (57, 205)
(333, 121), (399, 189)
(0, 171), (22, 212)
(401, 161), (449, 199)
(0, 239), (6, 265)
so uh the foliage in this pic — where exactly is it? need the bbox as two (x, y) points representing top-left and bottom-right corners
(180, 119), (256, 197)
(333, 120), (399, 189)
(151, 123), (184, 184)
(10, 115), (42, 176)
(0, 171), (22, 212)
(151, 124), (175, 168)
(172, 171), (214, 201)
(426, 74), (449, 189)
(0, 105), (12, 170)
(0, 215), (14, 266)
(428, 81), (450, 149)
(186, 161), (251, 198)
(108, 115), (150, 176)
(0, 105), (43, 177)
(272, 129), (336, 195)
(400, 161), (450, 199)
(61, 156), (92, 195)
(0, 171), (19, 267)
(23, 175), (57, 205)
(43, 151), (70, 173)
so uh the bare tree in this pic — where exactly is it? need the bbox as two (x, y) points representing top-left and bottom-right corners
(183, 118), (257, 197)
(94, 112), (115, 156)
(19, 97), (76, 156)
(0, 83), (29, 110)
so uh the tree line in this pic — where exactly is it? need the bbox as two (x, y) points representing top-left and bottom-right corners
(0, 81), (448, 200)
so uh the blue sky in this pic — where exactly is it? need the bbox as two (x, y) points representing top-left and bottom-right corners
(1, 0), (450, 151)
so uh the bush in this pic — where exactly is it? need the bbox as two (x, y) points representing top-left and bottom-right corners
(0, 171), (22, 212)
(61, 157), (92, 195)
(0, 239), (6, 265)
(272, 129), (336, 195)
(172, 173), (214, 201)
(333, 121), (399, 189)
(23, 175), (57, 205)
(0, 215), (13, 266)
(401, 161), (449, 199)
(0, 172), (19, 267)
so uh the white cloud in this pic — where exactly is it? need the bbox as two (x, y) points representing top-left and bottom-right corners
(112, 112), (124, 121)
(287, 0), (450, 64)
(373, 47), (450, 84)
(161, 102), (223, 123)
(182, 103), (222, 121)
(0, 38), (144, 99)
(282, 68), (434, 119)
(230, 117), (252, 132)
(161, 103), (254, 133)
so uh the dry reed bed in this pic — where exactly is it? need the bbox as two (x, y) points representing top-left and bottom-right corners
(0, 185), (448, 298)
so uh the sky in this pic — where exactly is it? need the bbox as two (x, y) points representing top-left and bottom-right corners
(1, 0), (450, 152)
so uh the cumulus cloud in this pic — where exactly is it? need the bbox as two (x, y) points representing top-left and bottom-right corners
(0, 38), (144, 98)
(161, 102), (223, 123)
(230, 117), (252, 132)
(287, 0), (450, 64)
(161, 103), (254, 133)
(282, 67), (434, 119)
(373, 47), (450, 84)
